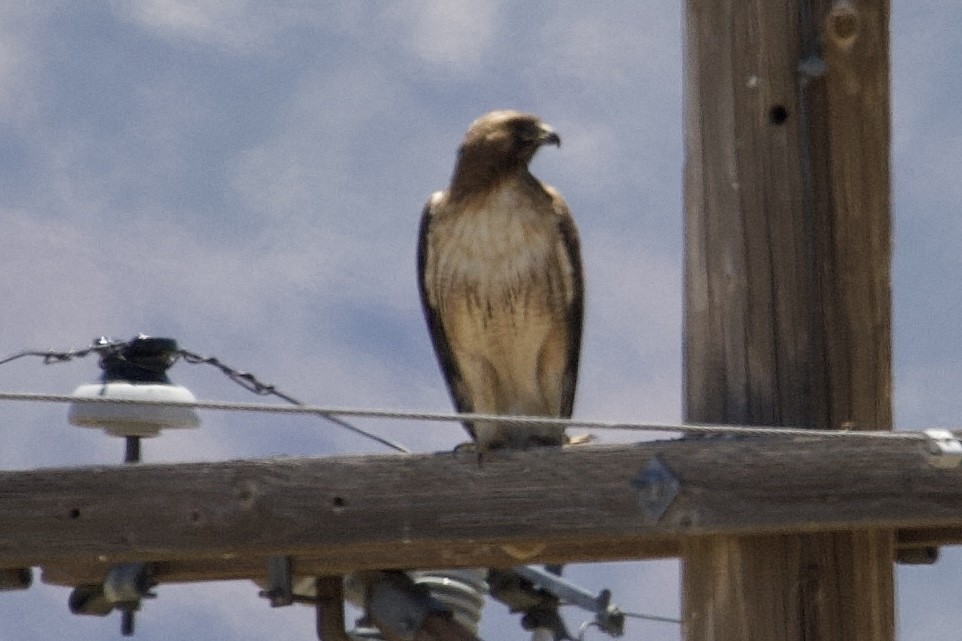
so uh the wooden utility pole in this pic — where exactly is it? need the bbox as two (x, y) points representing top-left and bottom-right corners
(683, 0), (893, 639)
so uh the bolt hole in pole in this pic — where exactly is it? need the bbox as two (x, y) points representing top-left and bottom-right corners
(769, 104), (789, 125)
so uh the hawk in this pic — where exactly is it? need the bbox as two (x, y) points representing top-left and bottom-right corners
(417, 110), (584, 451)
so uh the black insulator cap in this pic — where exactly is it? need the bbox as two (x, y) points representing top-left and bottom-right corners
(100, 336), (179, 384)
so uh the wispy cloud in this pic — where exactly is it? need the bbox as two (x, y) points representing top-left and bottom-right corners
(386, 0), (503, 73)
(107, 0), (331, 53)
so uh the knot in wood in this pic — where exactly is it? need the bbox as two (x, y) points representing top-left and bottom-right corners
(828, 0), (859, 50)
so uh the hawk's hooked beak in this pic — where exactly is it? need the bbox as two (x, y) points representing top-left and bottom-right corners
(538, 126), (561, 147)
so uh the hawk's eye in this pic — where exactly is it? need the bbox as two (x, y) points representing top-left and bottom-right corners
(510, 120), (538, 144)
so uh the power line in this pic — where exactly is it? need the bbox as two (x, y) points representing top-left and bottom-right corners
(0, 391), (931, 442)
(2, 340), (933, 447)
(622, 610), (683, 624)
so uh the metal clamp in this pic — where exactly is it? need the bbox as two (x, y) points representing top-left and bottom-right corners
(924, 429), (962, 469)
(69, 563), (156, 636)
(105, 562), (157, 636)
(511, 567), (624, 638)
(487, 567), (569, 640)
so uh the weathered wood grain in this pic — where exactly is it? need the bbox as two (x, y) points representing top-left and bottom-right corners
(0, 436), (956, 586)
(683, 0), (893, 638)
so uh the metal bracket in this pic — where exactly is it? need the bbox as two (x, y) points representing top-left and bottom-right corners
(896, 546), (940, 566)
(511, 566), (624, 638)
(260, 556), (295, 607)
(630, 456), (680, 522)
(0, 568), (31, 591)
(488, 568), (571, 641)
(924, 429), (962, 469)
(103, 563), (157, 604)
(67, 562), (157, 637)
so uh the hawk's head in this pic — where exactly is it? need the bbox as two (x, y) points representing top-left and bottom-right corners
(454, 111), (560, 188)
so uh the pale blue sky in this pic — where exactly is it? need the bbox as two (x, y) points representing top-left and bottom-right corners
(0, 2), (959, 640)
